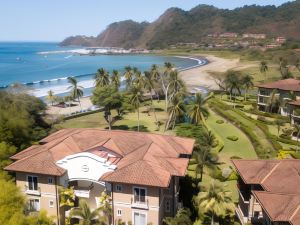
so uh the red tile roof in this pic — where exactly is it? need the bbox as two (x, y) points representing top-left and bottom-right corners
(288, 100), (300, 106)
(5, 129), (195, 187)
(232, 159), (300, 225)
(256, 78), (300, 92)
(253, 192), (300, 225)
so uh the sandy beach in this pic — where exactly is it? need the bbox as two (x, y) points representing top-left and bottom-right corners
(46, 55), (255, 116)
(179, 55), (256, 91)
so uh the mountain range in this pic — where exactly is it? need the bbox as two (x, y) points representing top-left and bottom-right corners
(60, 1), (300, 49)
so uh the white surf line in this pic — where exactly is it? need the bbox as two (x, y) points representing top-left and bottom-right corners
(175, 56), (207, 71)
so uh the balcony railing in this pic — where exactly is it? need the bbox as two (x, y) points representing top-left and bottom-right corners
(24, 185), (41, 196)
(131, 198), (149, 209)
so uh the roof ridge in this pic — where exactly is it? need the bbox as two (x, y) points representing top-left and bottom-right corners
(290, 205), (300, 223)
(261, 162), (281, 184)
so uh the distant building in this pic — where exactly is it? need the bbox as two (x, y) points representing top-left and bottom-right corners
(219, 32), (238, 38)
(265, 44), (281, 49)
(256, 78), (300, 116)
(276, 36), (287, 44)
(233, 159), (300, 225)
(242, 33), (266, 39)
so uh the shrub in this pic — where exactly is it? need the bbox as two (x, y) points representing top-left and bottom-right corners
(290, 152), (300, 159)
(216, 119), (224, 124)
(257, 115), (267, 123)
(189, 158), (197, 165)
(235, 104), (244, 109)
(221, 168), (232, 179)
(227, 136), (239, 141)
(230, 156), (242, 159)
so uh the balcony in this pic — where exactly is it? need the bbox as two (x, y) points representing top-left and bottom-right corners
(74, 186), (91, 198)
(131, 198), (149, 210)
(24, 185), (41, 196)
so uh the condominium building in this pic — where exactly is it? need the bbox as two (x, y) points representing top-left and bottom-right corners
(232, 159), (300, 225)
(5, 129), (195, 225)
(256, 78), (300, 117)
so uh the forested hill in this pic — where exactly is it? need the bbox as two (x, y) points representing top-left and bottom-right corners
(60, 1), (300, 49)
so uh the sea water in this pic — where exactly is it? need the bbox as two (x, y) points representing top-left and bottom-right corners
(0, 42), (205, 97)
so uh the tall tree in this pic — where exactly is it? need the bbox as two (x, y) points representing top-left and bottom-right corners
(194, 180), (235, 225)
(241, 74), (254, 101)
(70, 200), (100, 225)
(46, 90), (56, 106)
(194, 146), (218, 181)
(95, 68), (110, 88)
(260, 61), (268, 80)
(187, 92), (211, 125)
(97, 192), (112, 225)
(129, 84), (144, 132)
(294, 123), (300, 143)
(67, 77), (83, 110)
(111, 70), (120, 89)
(91, 85), (123, 130)
(123, 66), (133, 90)
(144, 71), (159, 130)
(267, 89), (280, 113)
(133, 70), (144, 87)
(165, 93), (185, 130)
(224, 71), (242, 100)
(166, 70), (185, 110)
(274, 119), (285, 137)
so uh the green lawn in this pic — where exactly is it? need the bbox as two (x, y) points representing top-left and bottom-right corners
(207, 110), (257, 164)
(56, 100), (171, 134)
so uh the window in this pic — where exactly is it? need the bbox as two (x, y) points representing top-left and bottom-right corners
(133, 187), (146, 204)
(48, 177), (53, 184)
(117, 209), (122, 216)
(133, 212), (146, 225)
(116, 184), (122, 192)
(27, 176), (38, 191)
(165, 199), (171, 212)
(28, 199), (40, 211)
(49, 200), (54, 208)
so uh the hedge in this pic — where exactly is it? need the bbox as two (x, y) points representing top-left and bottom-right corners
(227, 136), (239, 141)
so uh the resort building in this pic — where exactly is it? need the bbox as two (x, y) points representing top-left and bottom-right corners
(276, 36), (287, 44)
(232, 159), (300, 225)
(242, 33), (266, 39)
(219, 32), (238, 38)
(256, 78), (300, 117)
(5, 129), (195, 225)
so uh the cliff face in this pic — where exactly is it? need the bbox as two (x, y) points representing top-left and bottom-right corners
(60, 1), (300, 49)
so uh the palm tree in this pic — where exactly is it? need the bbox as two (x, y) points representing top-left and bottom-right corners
(144, 71), (159, 130)
(133, 70), (144, 87)
(165, 70), (185, 111)
(67, 77), (83, 110)
(129, 84), (143, 132)
(111, 70), (120, 89)
(224, 71), (241, 101)
(95, 68), (110, 87)
(70, 200), (100, 225)
(163, 208), (192, 225)
(274, 119), (285, 136)
(124, 66), (133, 90)
(151, 64), (160, 81)
(97, 191), (112, 225)
(241, 75), (254, 101)
(260, 61), (268, 80)
(194, 146), (218, 181)
(194, 180), (235, 225)
(187, 92), (211, 125)
(267, 89), (280, 113)
(165, 93), (185, 130)
(294, 123), (300, 142)
(46, 90), (56, 106)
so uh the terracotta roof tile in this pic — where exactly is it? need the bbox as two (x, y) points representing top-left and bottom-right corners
(253, 191), (300, 225)
(256, 78), (300, 91)
(5, 129), (195, 187)
(289, 100), (300, 106)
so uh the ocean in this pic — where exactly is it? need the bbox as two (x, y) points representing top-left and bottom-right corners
(0, 42), (204, 97)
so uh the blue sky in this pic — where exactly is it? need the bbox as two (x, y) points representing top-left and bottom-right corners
(0, 0), (293, 41)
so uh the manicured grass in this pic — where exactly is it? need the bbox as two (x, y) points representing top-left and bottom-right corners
(56, 100), (170, 134)
(207, 110), (257, 164)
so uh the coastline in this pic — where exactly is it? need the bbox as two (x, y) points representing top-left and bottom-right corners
(47, 55), (250, 116)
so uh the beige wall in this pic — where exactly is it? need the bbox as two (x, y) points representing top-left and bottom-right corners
(112, 183), (161, 225)
(112, 179), (180, 225)
(16, 172), (59, 222)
